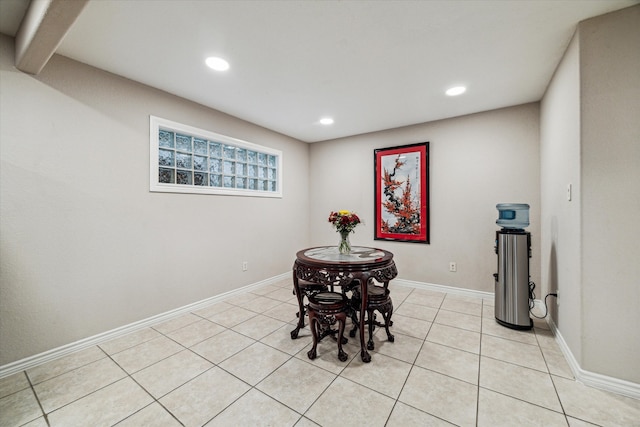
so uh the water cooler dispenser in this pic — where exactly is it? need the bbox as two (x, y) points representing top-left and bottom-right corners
(493, 203), (532, 330)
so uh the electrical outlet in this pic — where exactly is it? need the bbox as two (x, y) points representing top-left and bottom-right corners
(242, 261), (248, 271)
(449, 262), (457, 272)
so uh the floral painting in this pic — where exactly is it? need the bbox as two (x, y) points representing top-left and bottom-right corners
(374, 142), (429, 243)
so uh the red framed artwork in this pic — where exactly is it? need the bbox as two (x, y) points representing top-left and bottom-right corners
(374, 142), (429, 243)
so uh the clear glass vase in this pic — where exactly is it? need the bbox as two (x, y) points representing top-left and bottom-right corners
(338, 231), (351, 254)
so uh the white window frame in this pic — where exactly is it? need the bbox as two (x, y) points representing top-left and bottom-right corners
(150, 116), (283, 198)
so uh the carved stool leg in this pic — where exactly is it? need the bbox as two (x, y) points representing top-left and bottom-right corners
(291, 278), (305, 339)
(307, 309), (319, 360)
(348, 290), (361, 338)
(336, 312), (348, 362)
(367, 308), (376, 350)
(349, 312), (359, 338)
(338, 333), (348, 345)
(382, 305), (394, 343)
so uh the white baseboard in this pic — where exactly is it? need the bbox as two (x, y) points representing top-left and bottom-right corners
(0, 272), (290, 379)
(4, 273), (638, 400)
(547, 317), (640, 399)
(392, 278), (494, 300)
(396, 279), (640, 399)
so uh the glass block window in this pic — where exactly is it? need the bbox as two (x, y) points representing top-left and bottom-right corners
(150, 116), (282, 197)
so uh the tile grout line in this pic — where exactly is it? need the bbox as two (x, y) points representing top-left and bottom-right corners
(112, 318), (267, 427)
(6, 284), (612, 426)
(105, 336), (190, 426)
(168, 311), (309, 425)
(537, 328), (572, 425)
(380, 287), (419, 427)
(476, 300), (485, 427)
(24, 370), (51, 427)
(26, 345), (120, 425)
(477, 313), (574, 422)
(383, 287), (443, 426)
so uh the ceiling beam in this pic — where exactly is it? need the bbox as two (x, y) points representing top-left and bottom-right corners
(15, 0), (89, 75)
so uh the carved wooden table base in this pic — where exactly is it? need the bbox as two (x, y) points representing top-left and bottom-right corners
(290, 246), (397, 363)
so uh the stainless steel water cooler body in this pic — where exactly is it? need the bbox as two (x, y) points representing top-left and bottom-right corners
(494, 230), (533, 330)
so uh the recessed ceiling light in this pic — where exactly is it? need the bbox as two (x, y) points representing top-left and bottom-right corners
(446, 86), (466, 96)
(319, 117), (334, 125)
(205, 56), (230, 71)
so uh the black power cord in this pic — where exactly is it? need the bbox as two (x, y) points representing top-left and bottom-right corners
(528, 281), (558, 319)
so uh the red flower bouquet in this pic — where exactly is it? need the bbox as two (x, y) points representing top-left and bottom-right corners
(328, 210), (361, 253)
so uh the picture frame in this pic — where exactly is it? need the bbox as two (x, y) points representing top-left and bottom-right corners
(374, 142), (429, 243)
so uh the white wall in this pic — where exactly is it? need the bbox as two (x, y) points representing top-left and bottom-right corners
(540, 5), (640, 384)
(309, 104), (541, 293)
(579, 6), (640, 383)
(0, 34), (310, 365)
(2, 6), (638, 387)
(540, 32), (582, 363)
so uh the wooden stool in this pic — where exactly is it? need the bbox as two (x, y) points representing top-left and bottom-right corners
(306, 291), (349, 362)
(291, 280), (328, 339)
(349, 280), (394, 350)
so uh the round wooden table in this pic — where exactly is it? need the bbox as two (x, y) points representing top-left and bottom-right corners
(291, 246), (397, 362)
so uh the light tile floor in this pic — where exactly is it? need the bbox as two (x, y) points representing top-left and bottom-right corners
(2, 280), (639, 427)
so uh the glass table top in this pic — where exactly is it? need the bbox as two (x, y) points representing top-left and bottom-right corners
(303, 246), (387, 262)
